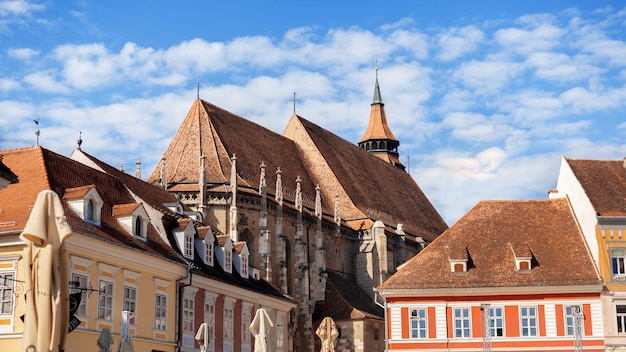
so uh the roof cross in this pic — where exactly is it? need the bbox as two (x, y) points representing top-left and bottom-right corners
(291, 92), (299, 114)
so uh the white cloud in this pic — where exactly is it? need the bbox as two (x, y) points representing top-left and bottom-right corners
(23, 70), (68, 93)
(0, 0), (44, 17)
(7, 47), (39, 60)
(436, 25), (484, 61)
(452, 60), (523, 92)
(0, 77), (19, 91)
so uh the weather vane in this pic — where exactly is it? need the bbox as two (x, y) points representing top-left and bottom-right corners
(34, 117), (40, 145)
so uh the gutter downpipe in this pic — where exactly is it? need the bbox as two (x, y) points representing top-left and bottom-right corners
(176, 265), (192, 352)
(373, 288), (388, 352)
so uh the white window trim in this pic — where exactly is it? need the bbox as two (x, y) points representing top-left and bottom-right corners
(241, 302), (253, 344)
(97, 263), (117, 325)
(70, 256), (92, 323)
(182, 287), (199, 347)
(452, 307), (471, 338)
(488, 306), (505, 338)
(204, 292), (217, 352)
(153, 278), (170, 333)
(0, 255), (19, 333)
(224, 297), (236, 341)
(409, 307), (428, 339)
(520, 306), (538, 337)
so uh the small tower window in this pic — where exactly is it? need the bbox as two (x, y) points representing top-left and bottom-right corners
(85, 199), (94, 221)
(134, 217), (142, 237)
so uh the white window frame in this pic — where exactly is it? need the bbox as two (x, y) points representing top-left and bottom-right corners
(153, 278), (170, 332)
(224, 298), (235, 341)
(276, 311), (284, 350)
(612, 249), (626, 279)
(242, 303), (252, 344)
(453, 307), (471, 338)
(565, 305), (582, 337)
(204, 240), (214, 266)
(241, 254), (248, 277)
(70, 256), (92, 324)
(520, 306), (538, 337)
(204, 292), (217, 352)
(488, 306), (504, 337)
(410, 308), (427, 339)
(0, 255), (18, 333)
(97, 279), (114, 321)
(225, 249), (232, 273)
(184, 232), (194, 259)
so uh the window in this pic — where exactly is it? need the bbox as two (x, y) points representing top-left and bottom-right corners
(86, 199), (94, 221)
(276, 312), (284, 349)
(453, 308), (471, 338)
(204, 241), (213, 266)
(204, 295), (216, 351)
(71, 272), (88, 317)
(488, 307), (504, 337)
(184, 233), (193, 259)
(0, 272), (14, 315)
(224, 305), (234, 340)
(520, 306), (537, 337)
(154, 293), (167, 330)
(98, 280), (114, 321)
(123, 286), (137, 325)
(612, 250), (626, 278)
(242, 304), (251, 343)
(225, 250), (232, 273)
(617, 305), (626, 334)
(410, 308), (427, 338)
(134, 217), (142, 237)
(183, 296), (194, 334)
(241, 255), (248, 277)
(565, 305), (582, 336)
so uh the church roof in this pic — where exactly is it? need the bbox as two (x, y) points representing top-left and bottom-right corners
(378, 198), (601, 291)
(565, 157), (626, 216)
(149, 98), (447, 240)
(285, 115), (447, 241)
(146, 99), (320, 209)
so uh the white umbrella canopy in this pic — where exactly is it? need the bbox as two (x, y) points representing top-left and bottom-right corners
(118, 310), (134, 352)
(20, 190), (73, 352)
(194, 322), (212, 352)
(315, 317), (339, 352)
(249, 308), (273, 352)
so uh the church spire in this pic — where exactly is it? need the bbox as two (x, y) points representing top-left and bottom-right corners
(358, 65), (405, 171)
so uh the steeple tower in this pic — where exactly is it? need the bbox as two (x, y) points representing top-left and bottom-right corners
(358, 66), (405, 171)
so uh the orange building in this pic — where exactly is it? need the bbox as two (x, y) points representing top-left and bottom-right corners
(377, 199), (605, 352)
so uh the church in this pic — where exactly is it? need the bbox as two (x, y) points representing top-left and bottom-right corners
(147, 72), (448, 351)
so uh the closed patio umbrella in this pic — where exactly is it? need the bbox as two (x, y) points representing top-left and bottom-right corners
(20, 190), (73, 352)
(315, 317), (339, 352)
(249, 307), (273, 352)
(118, 310), (134, 352)
(195, 322), (211, 352)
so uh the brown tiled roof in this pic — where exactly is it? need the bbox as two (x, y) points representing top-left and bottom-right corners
(313, 270), (383, 321)
(63, 185), (94, 200)
(565, 158), (626, 216)
(0, 146), (184, 262)
(148, 99), (447, 241)
(73, 149), (181, 214)
(113, 203), (141, 216)
(358, 103), (398, 143)
(146, 99), (320, 209)
(286, 116), (447, 241)
(378, 199), (601, 290)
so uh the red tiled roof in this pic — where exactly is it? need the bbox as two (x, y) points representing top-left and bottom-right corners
(565, 158), (626, 216)
(358, 104), (398, 143)
(0, 146), (184, 262)
(314, 270), (383, 321)
(378, 199), (601, 291)
(63, 185), (94, 200)
(113, 203), (141, 216)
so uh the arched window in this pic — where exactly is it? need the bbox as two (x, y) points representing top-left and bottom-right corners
(372, 141), (379, 150)
(381, 141), (386, 150)
(85, 199), (94, 221)
(134, 217), (142, 237)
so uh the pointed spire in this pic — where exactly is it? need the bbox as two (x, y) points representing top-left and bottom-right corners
(315, 184), (322, 220)
(372, 65), (384, 106)
(275, 167), (283, 206)
(135, 158), (141, 179)
(295, 176), (302, 213)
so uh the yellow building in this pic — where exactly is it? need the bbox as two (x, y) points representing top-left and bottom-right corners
(551, 156), (626, 351)
(0, 145), (295, 352)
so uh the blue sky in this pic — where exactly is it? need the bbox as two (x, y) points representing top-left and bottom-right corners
(1, 1), (626, 224)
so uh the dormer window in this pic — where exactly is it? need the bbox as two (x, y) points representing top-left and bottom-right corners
(197, 227), (215, 267)
(241, 255), (248, 277)
(65, 185), (104, 226)
(233, 241), (250, 278)
(173, 219), (194, 260)
(204, 241), (213, 266)
(216, 235), (233, 274)
(113, 203), (149, 240)
(510, 243), (533, 272)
